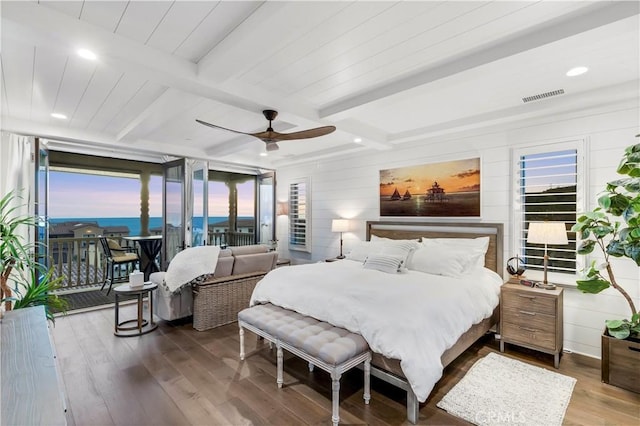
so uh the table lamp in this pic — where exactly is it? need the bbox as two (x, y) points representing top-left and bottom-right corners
(527, 222), (568, 288)
(331, 219), (349, 259)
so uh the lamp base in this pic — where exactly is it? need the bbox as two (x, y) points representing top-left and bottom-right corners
(336, 255), (345, 259)
(536, 282), (557, 290)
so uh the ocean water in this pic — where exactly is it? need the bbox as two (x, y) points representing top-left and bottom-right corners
(50, 216), (254, 237)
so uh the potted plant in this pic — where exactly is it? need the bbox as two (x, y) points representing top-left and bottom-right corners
(571, 139), (640, 392)
(0, 190), (67, 322)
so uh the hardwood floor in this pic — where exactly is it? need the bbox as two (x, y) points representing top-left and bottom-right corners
(51, 305), (639, 425)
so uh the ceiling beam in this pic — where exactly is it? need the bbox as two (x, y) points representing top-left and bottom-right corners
(319, 1), (640, 120)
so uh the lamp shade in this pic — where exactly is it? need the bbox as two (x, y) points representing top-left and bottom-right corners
(527, 222), (568, 245)
(331, 219), (349, 233)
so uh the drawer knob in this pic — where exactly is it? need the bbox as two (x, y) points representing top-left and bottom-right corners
(519, 326), (538, 332)
(519, 310), (536, 316)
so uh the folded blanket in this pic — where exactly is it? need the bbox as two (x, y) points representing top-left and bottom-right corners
(162, 245), (220, 294)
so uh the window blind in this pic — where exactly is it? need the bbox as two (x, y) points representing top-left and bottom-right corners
(289, 179), (311, 251)
(518, 149), (578, 274)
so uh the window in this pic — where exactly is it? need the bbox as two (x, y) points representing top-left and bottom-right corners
(513, 140), (585, 279)
(289, 178), (311, 252)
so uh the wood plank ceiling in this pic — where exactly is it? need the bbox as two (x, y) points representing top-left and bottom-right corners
(1, 1), (638, 167)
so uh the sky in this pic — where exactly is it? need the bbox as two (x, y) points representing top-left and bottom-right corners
(380, 157), (480, 196)
(49, 171), (255, 218)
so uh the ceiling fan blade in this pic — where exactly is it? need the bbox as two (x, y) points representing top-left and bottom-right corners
(195, 119), (255, 137)
(269, 126), (336, 141)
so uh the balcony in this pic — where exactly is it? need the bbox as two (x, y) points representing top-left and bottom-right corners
(50, 232), (256, 291)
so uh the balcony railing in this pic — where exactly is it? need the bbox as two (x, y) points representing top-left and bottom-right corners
(50, 233), (256, 290)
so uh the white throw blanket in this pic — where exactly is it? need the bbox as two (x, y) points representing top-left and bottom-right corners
(250, 259), (502, 402)
(163, 245), (220, 293)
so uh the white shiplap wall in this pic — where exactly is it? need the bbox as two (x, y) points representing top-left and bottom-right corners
(275, 100), (640, 359)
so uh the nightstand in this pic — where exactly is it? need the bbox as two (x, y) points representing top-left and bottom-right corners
(500, 283), (563, 368)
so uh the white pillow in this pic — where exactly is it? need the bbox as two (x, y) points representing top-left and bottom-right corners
(409, 245), (475, 278)
(378, 239), (420, 265)
(421, 236), (489, 272)
(346, 241), (383, 262)
(363, 254), (405, 274)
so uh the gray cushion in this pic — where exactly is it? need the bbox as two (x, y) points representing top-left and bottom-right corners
(239, 304), (369, 366)
(230, 244), (270, 256)
(232, 252), (277, 275)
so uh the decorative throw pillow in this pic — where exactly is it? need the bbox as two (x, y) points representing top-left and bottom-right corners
(363, 254), (405, 274)
(379, 240), (420, 265)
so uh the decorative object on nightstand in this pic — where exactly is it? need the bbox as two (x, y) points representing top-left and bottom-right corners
(506, 255), (526, 284)
(500, 283), (563, 368)
(526, 221), (568, 290)
(331, 219), (349, 259)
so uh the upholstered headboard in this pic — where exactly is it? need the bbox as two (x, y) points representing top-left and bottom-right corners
(366, 221), (504, 274)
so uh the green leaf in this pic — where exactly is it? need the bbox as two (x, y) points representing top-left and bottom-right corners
(623, 243), (640, 266)
(593, 225), (614, 238)
(606, 240), (625, 257)
(598, 194), (612, 210)
(606, 319), (625, 329)
(607, 325), (631, 340)
(577, 277), (610, 293)
(577, 240), (596, 254)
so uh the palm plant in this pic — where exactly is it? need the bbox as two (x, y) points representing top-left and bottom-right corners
(572, 140), (640, 339)
(0, 190), (67, 321)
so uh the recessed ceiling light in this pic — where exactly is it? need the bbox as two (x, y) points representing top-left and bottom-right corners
(50, 112), (67, 120)
(259, 152), (268, 157)
(566, 66), (588, 77)
(77, 48), (97, 60)
(353, 137), (362, 143)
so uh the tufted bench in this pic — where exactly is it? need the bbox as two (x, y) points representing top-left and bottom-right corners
(238, 304), (371, 426)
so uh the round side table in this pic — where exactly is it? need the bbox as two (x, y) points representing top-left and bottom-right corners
(113, 282), (158, 337)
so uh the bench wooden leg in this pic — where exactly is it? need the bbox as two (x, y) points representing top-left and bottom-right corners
(277, 345), (284, 389)
(364, 358), (371, 404)
(330, 370), (341, 426)
(239, 326), (245, 360)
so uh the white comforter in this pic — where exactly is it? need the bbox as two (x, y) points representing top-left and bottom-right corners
(250, 259), (502, 402)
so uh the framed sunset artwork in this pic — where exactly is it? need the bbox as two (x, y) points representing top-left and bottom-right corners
(379, 157), (481, 217)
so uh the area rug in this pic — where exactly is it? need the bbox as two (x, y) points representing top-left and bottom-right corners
(437, 352), (576, 426)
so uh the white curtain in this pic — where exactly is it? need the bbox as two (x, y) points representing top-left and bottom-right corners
(0, 132), (35, 306)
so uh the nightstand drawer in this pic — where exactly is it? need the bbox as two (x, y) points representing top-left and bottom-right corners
(502, 289), (557, 316)
(502, 307), (556, 332)
(502, 322), (557, 351)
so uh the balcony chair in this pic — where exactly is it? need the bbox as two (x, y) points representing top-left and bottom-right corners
(99, 237), (140, 295)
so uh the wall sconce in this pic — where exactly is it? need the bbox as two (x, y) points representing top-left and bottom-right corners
(276, 201), (289, 216)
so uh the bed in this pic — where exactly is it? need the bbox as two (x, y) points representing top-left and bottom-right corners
(250, 221), (504, 423)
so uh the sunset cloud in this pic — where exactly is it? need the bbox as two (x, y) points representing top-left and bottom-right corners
(453, 169), (480, 179)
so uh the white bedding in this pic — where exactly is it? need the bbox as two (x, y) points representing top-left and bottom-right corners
(250, 259), (502, 402)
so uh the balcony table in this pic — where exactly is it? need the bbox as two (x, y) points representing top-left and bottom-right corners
(123, 235), (162, 281)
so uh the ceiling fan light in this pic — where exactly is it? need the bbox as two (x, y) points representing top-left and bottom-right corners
(259, 152), (268, 157)
(50, 112), (67, 119)
(353, 137), (362, 143)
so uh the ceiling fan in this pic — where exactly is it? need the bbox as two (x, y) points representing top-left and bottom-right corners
(196, 109), (336, 151)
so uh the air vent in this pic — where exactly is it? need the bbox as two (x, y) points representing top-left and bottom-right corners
(522, 89), (565, 103)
